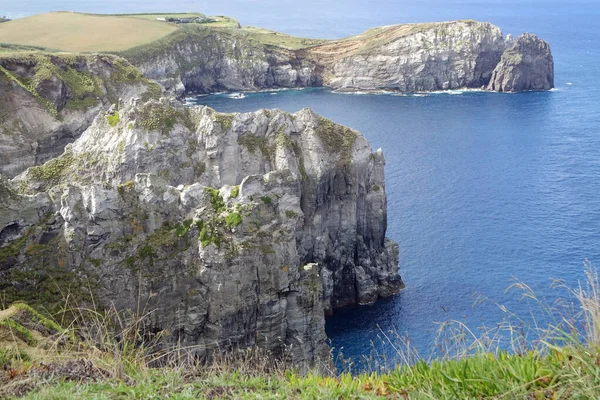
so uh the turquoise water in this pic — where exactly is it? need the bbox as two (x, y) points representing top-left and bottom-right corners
(8, 0), (600, 367)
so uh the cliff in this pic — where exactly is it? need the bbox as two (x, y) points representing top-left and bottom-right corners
(118, 25), (323, 96)
(0, 14), (554, 98)
(487, 33), (554, 92)
(315, 21), (505, 91)
(0, 53), (162, 178)
(0, 99), (403, 367)
(120, 20), (553, 95)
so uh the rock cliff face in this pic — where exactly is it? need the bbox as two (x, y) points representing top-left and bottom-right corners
(0, 53), (162, 178)
(315, 21), (506, 92)
(121, 27), (322, 96)
(1, 99), (403, 367)
(121, 20), (553, 95)
(0, 20), (553, 178)
(487, 33), (554, 92)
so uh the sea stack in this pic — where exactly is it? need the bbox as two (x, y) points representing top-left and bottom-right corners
(487, 33), (554, 92)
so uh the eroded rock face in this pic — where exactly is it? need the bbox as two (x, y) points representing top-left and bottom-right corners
(123, 20), (553, 95)
(0, 53), (162, 178)
(487, 33), (554, 92)
(320, 21), (506, 92)
(127, 31), (321, 96)
(1, 99), (403, 368)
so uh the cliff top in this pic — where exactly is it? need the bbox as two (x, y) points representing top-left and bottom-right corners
(0, 11), (324, 53)
(0, 11), (494, 55)
(308, 19), (498, 60)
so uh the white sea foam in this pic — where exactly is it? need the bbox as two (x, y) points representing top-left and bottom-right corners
(226, 93), (247, 99)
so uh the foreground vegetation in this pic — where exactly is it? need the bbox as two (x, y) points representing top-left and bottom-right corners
(4, 348), (600, 399)
(2, 266), (600, 399)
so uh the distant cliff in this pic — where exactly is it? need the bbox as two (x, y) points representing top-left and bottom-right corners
(0, 19), (554, 177)
(487, 33), (554, 92)
(0, 53), (161, 177)
(1, 99), (403, 367)
(120, 20), (554, 95)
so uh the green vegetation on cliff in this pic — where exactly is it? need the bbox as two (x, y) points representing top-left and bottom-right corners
(0, 52), (160, 118)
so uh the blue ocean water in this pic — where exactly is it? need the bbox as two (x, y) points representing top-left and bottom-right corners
(185, 1), (600, 367)
(6, 0), (600, 367)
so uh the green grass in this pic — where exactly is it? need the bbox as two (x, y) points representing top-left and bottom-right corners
(225, 212), (243, 229)
(0, 11), (321, 57)
(5, 265), (600, 399)
(9, 347), (600, 399)
(224, 26), (326, 50)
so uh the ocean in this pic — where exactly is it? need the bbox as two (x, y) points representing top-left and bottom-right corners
(6, 0), (600, 369)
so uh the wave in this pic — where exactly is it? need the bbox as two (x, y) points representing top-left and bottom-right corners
(225, 93), (247, 99)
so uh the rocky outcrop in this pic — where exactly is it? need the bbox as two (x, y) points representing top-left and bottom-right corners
(1, 99), (403, 368)
(315, 21), (506, 92)
(0, 53), (162, 178)
(121, 20), (553, 96)
(121, 27), (322, 96)
(487, 33), (554, 92)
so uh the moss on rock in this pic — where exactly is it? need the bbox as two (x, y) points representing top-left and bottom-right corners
(238, 133), (275, 162)
(107, 111), (120, 127)
(315, 117), (357, 165)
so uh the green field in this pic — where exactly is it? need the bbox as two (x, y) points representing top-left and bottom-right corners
(0, 11), (324, 54)
(0, 12), (179, 52)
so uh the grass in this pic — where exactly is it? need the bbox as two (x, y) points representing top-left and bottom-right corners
(223, 26), (326, 50)
(0, 11), (324, 59)
(0, 12), (177, 52)
(107, 112), (120, 127)
(4, 265), (600, 398)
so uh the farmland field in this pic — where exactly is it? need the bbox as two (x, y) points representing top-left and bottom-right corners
(0, 12), (178, 52)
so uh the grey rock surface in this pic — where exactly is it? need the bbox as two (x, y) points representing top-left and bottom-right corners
(1, 100), (403, 368)
(123, 20), (553, 95)
(126, 30), (321, 95)
(321, 21), (506, 92)
(0, 53), (161, 178)
(487, 33), (554, 92)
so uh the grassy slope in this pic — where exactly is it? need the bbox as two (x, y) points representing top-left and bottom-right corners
(0, 12), (178, 52)
(3, 294), (600, 399)
(5, 348), (600, 399)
